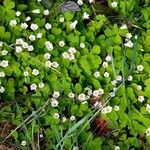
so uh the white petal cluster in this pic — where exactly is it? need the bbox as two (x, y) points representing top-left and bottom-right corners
(1, 50), (8, 56)
(53, 91), (60, 98)
(45, 23), (52, 30)
(53, 113), (59, 119)
(30, 83), (37, 90)
(78, 93), (86, 101)
(77, 0), (83, 5)
(32, 69), (39, 76)
(138, 96), (144, 102)
(21, 23), (28, 29)
(94, 71), (100, 78)
(70, 115), (75, 121)
(83, 12), (89, 19)
(146, 128), (150, 136)
(9, 20), (17, 26)
(30, 23), (38, 31)
(70, 20), (78, 29)
(0, 86), (5, 93)
(0, 60), (9, 67)
(137, 65), (144, 72)
(51, 99), (58, 107)
(68, 92), (75, 98)
(111, 1), (118, 8)
(0, 72), (5, 77)
(59, 40), (65, 47)
(101, 106), (112, 114)
(45, 41), (53, 51)
(146, 104), (150, 113)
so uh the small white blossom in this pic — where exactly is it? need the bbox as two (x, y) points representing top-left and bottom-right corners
(68, 47), (76, 54)
(45, 61), (52, 68)
(93, 90), (99, 97)
(0, 72), (5, 77)
(146, 128), (150, 136)
(30, 23), (38, 31)
(115, 146), (120, 150)
(73, 146), (79, 150)
(70, 115), (75, 121)
(138, 96), (144, 102)
(89, 0), (94, 3)
(78, 93), (86, 101)
(104, 72), (109, 78)
(21, 140), (27, 147)
(106, 106), (113, 113)
(53, 113), (59, 119)
(120, 24), (127, 30)
(137, 65), (144, 72)
(127, 75), (133, 81)
(53, 91), (60, 98)
(29, 35), (36, 41)
(59, 17), (64, 23)
(39, 134), (43, 138)
(22, 42), (28, 48)
(25, 16), (31, 21)
(146, 104), (150, 113)
(126, 33), (132, 39)
(51, 99), (58, 107)
(0, 86), (5, 93)
(80, 43), (85, 48)
(37, 33), (42, 38)
(70, 20), (78, 29)
(111, 80), (117, 86)
(113, 87), (117, 92)
(21, 23), (28, 29)
(0, 60), (8, 67)
(62, 52), (69, 59)
(59, 40), (65, 47)
(105, 55), (112, 62)
(15, 46), (22, 53)
(0, 41), (3, 47)
(83, 12), (89, 19)
(124, 40), (133, 48)
(68, 92), (75, 98)
(109, 92), (115, 97)
(9, 20), (17, 26)
(137, 85), (142, 90)
(44, 9), (49, 16)
(38, 82), (44, 88)
(44, 53), (51, 60)
(135, 35), (138, 39)
(98, 88), (104, 95)
(16, 38), (24, 45)
(28, 45), (34, 51)
(62, 117), (67, 122)
(1, 50), (8, 56)
(88, 90), (93, 96)
(116, 75), (122, 81)
(111, 1), (118, 8)
(94, 71), (100, 78)
(37, 0), (42, 2)
(32, 9), (40, 14)
(69, 53), (75, 60)
(114, 106), (120, 111)
(32, 69), (39, 76)
(140, 48), (144, 52)
(52, 62), (59, 68)
(16, 11), (21, 16)
(102, 61), (108, 68)
(30, 83), (37, 90)
(45, 41), (53, 51)
(45, 23), (52, 29)
(24, 71), (29, 77)
(77, 0), (83, 5)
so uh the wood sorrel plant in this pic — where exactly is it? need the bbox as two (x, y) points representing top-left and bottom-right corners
(0, 0), (150, 149)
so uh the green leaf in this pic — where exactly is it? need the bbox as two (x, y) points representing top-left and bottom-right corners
(75, 83), (82, 93)
(92, 45), (101, 54)
(64, 12), (74, 21)
(4, 0), (15, 9)
(41, 0), (53, 9)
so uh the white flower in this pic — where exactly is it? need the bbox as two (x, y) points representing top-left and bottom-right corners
(80, 42), (85, 48)
(140, 48), (144, 52)
(93, 90), (99, 97)
(37, 0), (42, 2)
(111, 80), (117, 86)
(28, 45), (34, 51)
(15, 46), (22, 53)
(113, 87), (117, 92)
(62, 52), (69, 59)
(22, 42), (28, 48)
(62, 117), (67, 122)
(124, 40), (133, 48)
(53, 91), (60, 98)
(39, 134), (43, 138)
(32, 69), (39, 76)
(137, 65), (144, 72)
(59, 40), (65, 47)
(52, 62), (59, 68)
(21, 23), (28, 29)
(106, 106), (112, 113)
(1, 50), (8, 56)
(45, 61), (52, 68)
(88, 90), (92, 96)
(138, 96), (144, 102)
(127, 75), (133, 81)
(0, 60), (8, 67)
(44, 53), (51, 60)
(0, 41), (3, 47)
(68, 92), (75, 98)
(29, 35), (36, 41)
(98, 88), (104, 95)
(32, 9), (40, 14)
(0, 86), (5, 93)
(53, 113), (59, 119)
(126, 33), (132, 39)
(77, 0), (83, 5)
(137, 85), (142, 90)
(37, 33), (42, 38)
(101, 107), (107, 114)
(70, 20), (78, 29)
(116, 75), (122, 81)
(38, 82), (44, 88)
(30, 83), (37, 90)
(146, 104), (150, 113)
(45, 23), (52, 29)
(24, 71), (29, 77)
(30, 23), (38, 31)
(16, 11), (21, 16)
(105, 55), (112, 62)
(25, 16), (31, 21)
(109, 92), (115, 97)
(89, 0), (94, 3)
(69, 53), (75, 60)
(146, 128), (150, 136)
(68, 47), (76, 54)
(59, 17), (64, 23)
(115, 146), (120, 150)
(114, 106), (120, 111)
(44, 9), (49, 16)
(111, 1), (118, 8)
(70, 115), (75, 121)
(104, 72), (109, 78)
(83, 12), (89, 19)
(102, 61), (108, 68)
(73, 146), (79, 150)
(0, 72), (5, 77)
(16, 38), (24, 45)
(120, 24), (127, 30)
(51, 99), (58, 107)
(78, 93), (86, 101)
(21, 140), (27, 146)
(9, 20), (17, 26)
(94, 71), (100, 78)
(45, 41), (53, 51)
